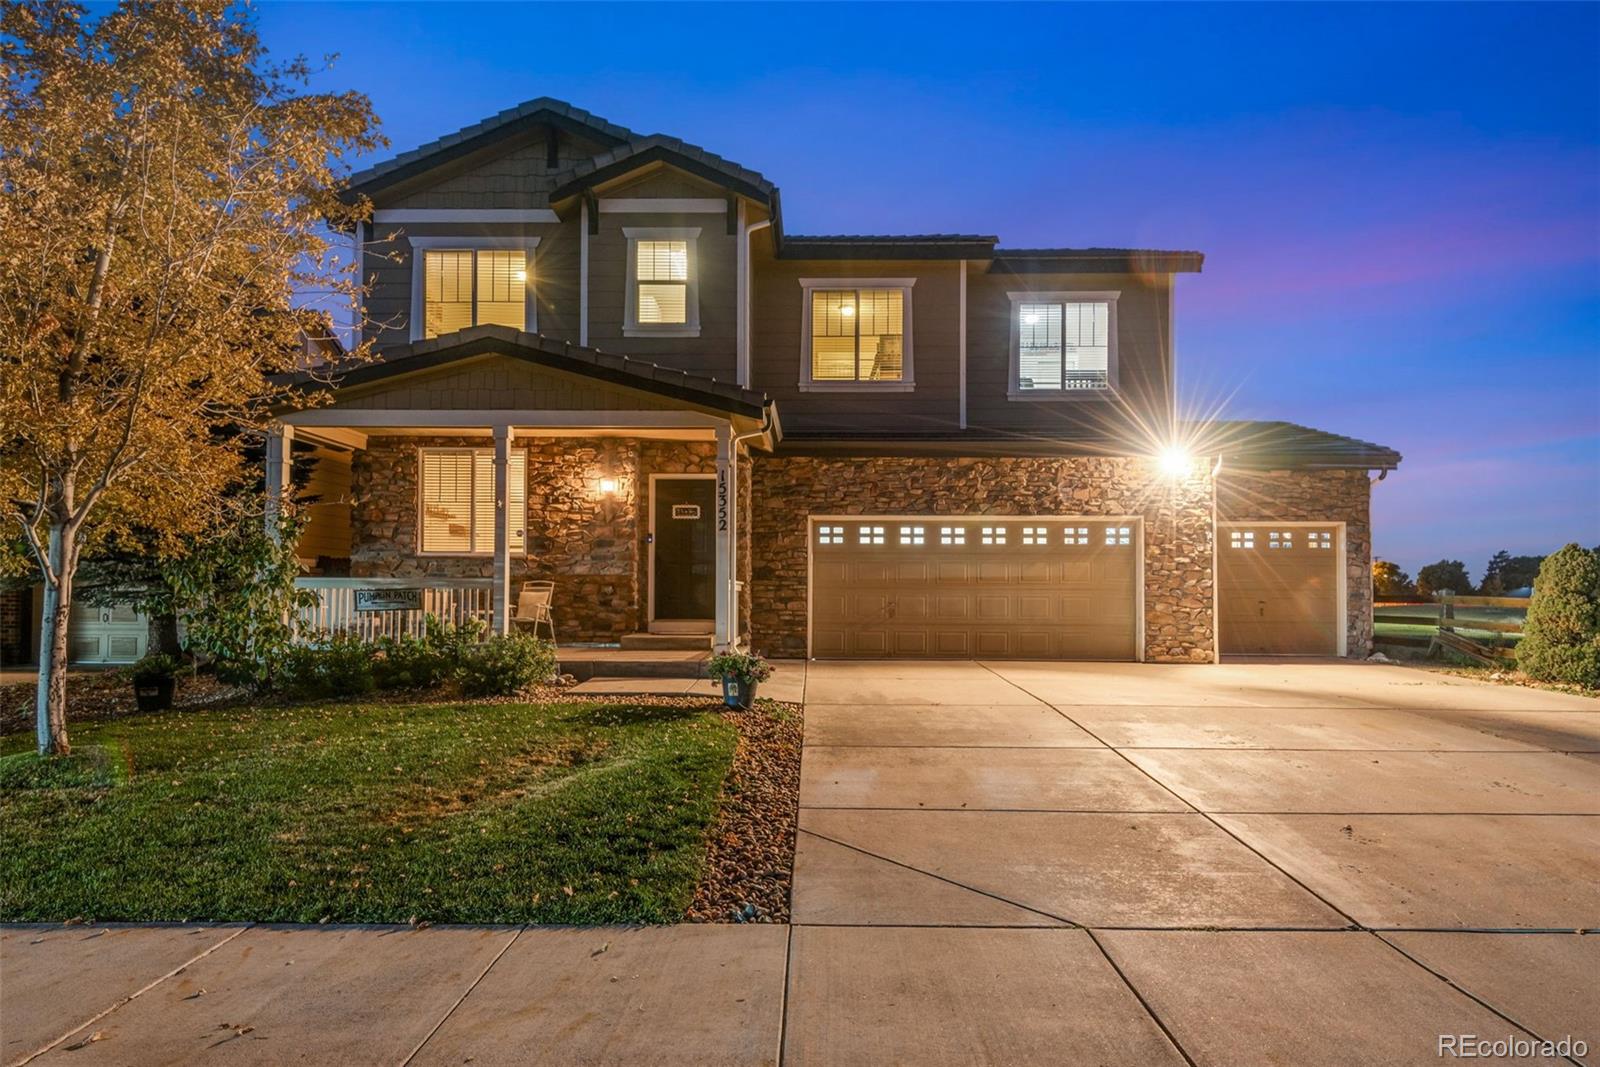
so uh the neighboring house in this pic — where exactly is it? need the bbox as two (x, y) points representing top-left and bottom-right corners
(2, 96), (1401, 669)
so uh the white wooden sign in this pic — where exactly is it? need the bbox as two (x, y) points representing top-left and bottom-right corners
(355, 588), (423, 612)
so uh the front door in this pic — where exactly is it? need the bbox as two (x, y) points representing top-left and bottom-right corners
(652, 477), (716, 623)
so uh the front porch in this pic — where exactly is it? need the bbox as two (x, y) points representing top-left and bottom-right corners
(273, 326), (775, 657)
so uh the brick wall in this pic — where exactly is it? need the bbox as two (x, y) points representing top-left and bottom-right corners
(1218, 467), (1374, 657)
(748, 455), (1216, 662)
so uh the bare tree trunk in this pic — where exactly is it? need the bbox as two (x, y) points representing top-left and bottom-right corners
(34, 524), (73, 756)
(149, 612), (181, 657)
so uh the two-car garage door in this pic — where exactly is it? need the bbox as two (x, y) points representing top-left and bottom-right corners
(810, 518), (1139, 659)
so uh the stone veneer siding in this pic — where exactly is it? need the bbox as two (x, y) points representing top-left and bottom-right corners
(748, 455), (1215, 662)
(1217, 467), (1374, 658)
(350, 436), (752, 643)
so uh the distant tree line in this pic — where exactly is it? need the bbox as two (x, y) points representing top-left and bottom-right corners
(1371, 549), (1586, 598)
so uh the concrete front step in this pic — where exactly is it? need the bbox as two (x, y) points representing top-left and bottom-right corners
(619, 632), (714, 651)
(557, 648), (709, 682)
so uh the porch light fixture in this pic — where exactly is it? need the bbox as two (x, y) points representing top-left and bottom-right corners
(1158, 446), (1193, 478)
(598, 477), (618, 495)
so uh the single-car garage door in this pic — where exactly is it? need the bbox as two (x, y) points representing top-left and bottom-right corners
(1218, 524), (1342, 655)
(810, 518), (1139, 659)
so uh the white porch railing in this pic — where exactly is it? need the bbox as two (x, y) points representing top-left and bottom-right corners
(294, 577), (495, 642)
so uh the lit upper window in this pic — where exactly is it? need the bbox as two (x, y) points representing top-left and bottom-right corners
(418, 448), (526, 555)
(636, 240), (689, 325)
(811, 288), (905, 383)
(624, 228), (700, 336)
(1010, 292), (1118, 396)
(422, 249), (527, 339)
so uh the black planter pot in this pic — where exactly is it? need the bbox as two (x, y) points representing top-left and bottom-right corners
(133, 676), (175, 712)
(721, 675), (758, 710)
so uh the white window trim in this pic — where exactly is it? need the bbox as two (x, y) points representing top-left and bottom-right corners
(1006, 290), (1119, 401)
(408, 236), (541, 342)
(414, 445), (528, 558)
(623, 226), (701, 338)
(798, 277), (916, 392)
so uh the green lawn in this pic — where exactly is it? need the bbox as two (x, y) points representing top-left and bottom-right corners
(0, 698), (737, 924)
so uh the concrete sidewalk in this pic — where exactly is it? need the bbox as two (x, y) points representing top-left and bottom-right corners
(5, 662), (1597, 1066)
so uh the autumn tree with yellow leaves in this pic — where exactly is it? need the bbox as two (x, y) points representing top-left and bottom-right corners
(0, 1), (382, 753)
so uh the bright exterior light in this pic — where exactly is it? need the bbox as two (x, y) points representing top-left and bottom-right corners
(1158, 447), (1192, 478)
(512, 269), (527, 282)
(598, 477), (618, 495)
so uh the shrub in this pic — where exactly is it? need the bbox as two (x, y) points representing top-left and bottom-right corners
(1517, 544), (1600, 688)
(456, 631), (558, 697)
(277, 629), (377, 699)
(372, 633), (451, 690)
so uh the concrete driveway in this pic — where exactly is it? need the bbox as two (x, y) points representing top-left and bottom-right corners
(5, 662), (1596, 1066)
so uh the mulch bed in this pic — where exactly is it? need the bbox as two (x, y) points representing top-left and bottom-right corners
(0, 671), (243, 736)
(686, 699), (804, 924)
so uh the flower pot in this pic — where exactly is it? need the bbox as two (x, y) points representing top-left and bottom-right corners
(721, 674), (757, 710)
(133, 676), (175, 712)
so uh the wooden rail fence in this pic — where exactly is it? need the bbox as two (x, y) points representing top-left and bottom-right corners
(1376, 594), (1529, 665)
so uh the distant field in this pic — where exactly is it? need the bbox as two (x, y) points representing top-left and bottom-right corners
(1374, 603), (1525, 647)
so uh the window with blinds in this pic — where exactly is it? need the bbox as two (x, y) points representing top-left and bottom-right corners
(422, 249), (527, 338)
(418, 449), (527, 555)
(636, 240), (688, 325)
(811, 287), (905, 382)
(1016, 300), (1110, 391)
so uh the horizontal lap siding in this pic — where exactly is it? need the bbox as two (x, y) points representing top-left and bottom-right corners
(384, 131), (611, 211)
(751, 250), (962, 433)
(587, 212), (739, 382)
(363, 222), (563, 350)
(965, 270), (1173, 439)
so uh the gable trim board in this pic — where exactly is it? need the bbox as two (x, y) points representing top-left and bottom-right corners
(600, 198), (726, 214)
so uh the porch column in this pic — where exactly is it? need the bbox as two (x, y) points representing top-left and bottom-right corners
(492, 424), (513, 635)
(714, 422), (734, 651)
(264, 422), (293, 539)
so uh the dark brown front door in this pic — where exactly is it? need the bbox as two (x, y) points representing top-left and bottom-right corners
(652, 478), (716, 621)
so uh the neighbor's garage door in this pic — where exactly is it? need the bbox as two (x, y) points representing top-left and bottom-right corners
(1218, 524), (1340, 655)
(68, 600), (147, 664)
(810, 518), (1138, 659)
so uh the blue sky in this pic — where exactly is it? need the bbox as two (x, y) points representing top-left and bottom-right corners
(257, 1), (1600, 579)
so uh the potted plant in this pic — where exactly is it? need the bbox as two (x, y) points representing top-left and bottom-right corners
(707, 650), (773, 710)
(129, 653), (182, 712)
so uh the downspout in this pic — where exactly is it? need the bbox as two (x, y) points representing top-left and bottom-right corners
(737, 216), (772, 389)
(726, 403), (776, 650)
(1211, 454), (1224, 665)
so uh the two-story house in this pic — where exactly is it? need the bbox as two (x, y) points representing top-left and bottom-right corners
(269, 97), (1399, 665)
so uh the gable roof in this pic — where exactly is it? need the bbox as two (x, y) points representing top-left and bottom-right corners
(774, 420), (1398, 470)
(993, 248), (1205, 273)
(289, 324), (772, 421)
(343, 98), (636, 201)
(341, 96), (1205, 273)
(549, 134), (777, 206)
(777, 234), (999, 260)
(1189, 420), (1400, 470)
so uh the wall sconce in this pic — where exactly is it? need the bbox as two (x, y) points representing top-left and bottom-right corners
(598, 477), (618, 495)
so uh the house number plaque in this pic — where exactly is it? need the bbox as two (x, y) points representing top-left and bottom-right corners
(716, 470), (729, 532)
(671, 504), (701, 520)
